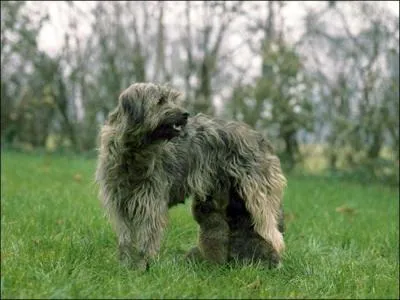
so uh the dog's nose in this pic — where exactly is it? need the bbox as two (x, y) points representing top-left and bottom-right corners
(183, 112), (190, 119)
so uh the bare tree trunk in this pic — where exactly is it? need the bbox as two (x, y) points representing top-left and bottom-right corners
(184, 1), (195, 110)
(54, 74), (80, 152)
(282, 127), (300, 171)
(154, 1), (168, 83)
(194, 56), (214, 115)
(128, 1), (147, 82)
(193, 1), (235, 115)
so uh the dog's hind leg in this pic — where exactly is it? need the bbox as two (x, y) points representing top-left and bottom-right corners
(236, 155), (286, 258)
(238, 181), (285, 257)
(227, 187), (281, 268)
(190, 196), (229, 264)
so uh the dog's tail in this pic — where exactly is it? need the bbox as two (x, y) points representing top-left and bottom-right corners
(238, 153), (287, 255)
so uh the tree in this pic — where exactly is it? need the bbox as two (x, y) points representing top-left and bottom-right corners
(1, 1), (49, 145)
(182, 1), (244, 115)
(227, 2), (313, 170)
(299, 1), (399, 173)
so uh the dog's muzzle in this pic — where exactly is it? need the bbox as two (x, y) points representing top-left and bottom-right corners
(149, 111), (190, 141)
(171, 112), (189, 134)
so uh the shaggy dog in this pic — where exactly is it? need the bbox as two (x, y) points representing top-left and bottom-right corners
(95, 83), (286, 270)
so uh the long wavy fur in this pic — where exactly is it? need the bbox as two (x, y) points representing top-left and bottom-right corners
(95, 82), (287, 269)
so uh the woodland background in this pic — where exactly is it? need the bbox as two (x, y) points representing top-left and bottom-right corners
(1, 1), (399, 184)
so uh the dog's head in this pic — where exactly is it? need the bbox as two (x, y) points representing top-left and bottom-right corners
(108, 83), (190, 143)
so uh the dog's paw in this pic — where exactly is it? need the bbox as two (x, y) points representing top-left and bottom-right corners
(119, 250), (149, 271)
(267, 250), (281, 269)
(120, 257), (149, 271)
(185, 246), (203, 263)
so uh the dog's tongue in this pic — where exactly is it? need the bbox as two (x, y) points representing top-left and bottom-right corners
(173, 124), (182, 131)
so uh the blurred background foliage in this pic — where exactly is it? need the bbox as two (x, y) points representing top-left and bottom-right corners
(1, 1), (399, 185)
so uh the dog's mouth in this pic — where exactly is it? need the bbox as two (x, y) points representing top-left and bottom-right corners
(172, 124), (182, 131)
(165, 111), (189, 134)
(170, 118), (187, 133)
(148, 113), (189, 142)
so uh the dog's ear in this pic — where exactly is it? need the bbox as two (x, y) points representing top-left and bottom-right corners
(119, 92), (143, 124)
(120, 93), (134, 115)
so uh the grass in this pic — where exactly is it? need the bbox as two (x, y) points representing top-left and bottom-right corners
(1, 151), (399, 299)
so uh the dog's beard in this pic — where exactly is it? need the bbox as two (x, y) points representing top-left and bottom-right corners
(148, 113), (188, 141)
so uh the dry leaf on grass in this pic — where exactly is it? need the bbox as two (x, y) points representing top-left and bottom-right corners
(245, 279), (261, 289)
(284, 212), (296, 223)
(335, 205), (357, 215)
(73, 173), (83, 182)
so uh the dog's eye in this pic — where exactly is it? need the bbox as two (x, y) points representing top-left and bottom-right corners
(158, 96), (167, 105)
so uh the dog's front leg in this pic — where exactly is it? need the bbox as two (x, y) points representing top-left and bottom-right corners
(115, 187), (168, 271)
(116, 219), (149, 271)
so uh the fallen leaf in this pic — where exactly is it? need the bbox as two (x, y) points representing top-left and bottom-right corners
(284, 212), (296, 223)
(73, 173), (83, 182)
(0, 252), (9, 262)
(335, 205), (356, 215)
(246, 279), (261, 289)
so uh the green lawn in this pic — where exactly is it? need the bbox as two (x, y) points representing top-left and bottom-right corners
(1, 151), (399, 299)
